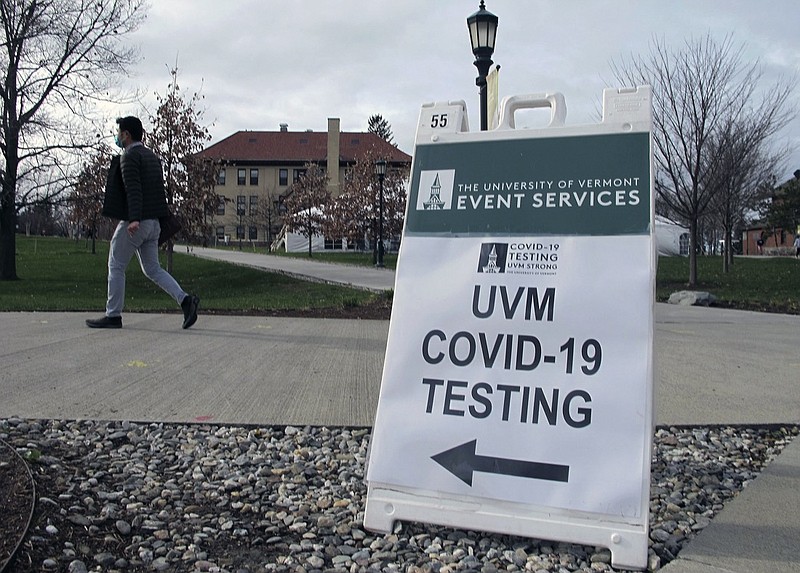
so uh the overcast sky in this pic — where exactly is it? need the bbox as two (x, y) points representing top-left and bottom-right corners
(117, 0), (800, 178)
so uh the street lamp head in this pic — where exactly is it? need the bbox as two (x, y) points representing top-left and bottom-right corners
(375, 159), (387, 179)
(467, 1), (498, 59)
(468, 0), (498, 131)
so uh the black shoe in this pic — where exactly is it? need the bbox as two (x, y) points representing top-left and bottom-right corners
(86, 316), (122, 329)
(181, 294), (200, 329)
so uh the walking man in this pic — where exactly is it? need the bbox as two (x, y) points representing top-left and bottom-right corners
(86, 116), (199, 329)
(794, 234), (800, 259)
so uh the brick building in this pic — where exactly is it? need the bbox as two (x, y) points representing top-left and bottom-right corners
(743, 226), (798, 256)
(196, 118), (411, 245)
(743, 172), (800, 255)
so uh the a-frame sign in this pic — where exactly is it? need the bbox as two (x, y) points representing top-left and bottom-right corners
(365, 87), (655, 570)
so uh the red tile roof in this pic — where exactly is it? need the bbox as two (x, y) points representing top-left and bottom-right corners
(197, 130), (411, 165)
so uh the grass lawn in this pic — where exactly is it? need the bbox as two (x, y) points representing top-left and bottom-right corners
(656, 255), (800, 314)
(267, 250), (800, 314)
(0, 236), (378, 313)
(2, 236), (798, 315)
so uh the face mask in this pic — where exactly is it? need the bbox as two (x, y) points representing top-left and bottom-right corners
(114, 134), (124, 148)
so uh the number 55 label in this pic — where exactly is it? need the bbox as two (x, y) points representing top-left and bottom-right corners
(418, 101), (467, 136)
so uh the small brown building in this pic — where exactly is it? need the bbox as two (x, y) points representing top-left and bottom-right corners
(743, 226), (798, 256)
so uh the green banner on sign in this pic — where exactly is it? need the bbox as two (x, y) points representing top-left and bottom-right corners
(407, 132), (650, 237)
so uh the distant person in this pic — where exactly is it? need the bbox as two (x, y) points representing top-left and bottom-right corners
(86, 116), (199, 329)
(756, 236), (764, 255)
(794, 235), (800, 259)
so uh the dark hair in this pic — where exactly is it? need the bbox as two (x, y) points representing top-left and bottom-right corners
(116, 116), (144, 142)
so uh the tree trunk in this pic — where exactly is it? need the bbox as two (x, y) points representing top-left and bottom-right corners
(731, 232), (737, 266)
(722, 234), (729, 273)
(0, 199), (18, 280)
(688, 218), (698, 287)
(1, 147), (20, 280)
(166, 242), (174, 274)
(724, 225), (735, 270)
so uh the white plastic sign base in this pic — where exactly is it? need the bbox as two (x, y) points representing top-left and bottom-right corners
(365, 487), (648, 570)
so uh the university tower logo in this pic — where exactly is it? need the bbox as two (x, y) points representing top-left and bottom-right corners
(416, 170), (455, 211)
(477, 243), (508, 273)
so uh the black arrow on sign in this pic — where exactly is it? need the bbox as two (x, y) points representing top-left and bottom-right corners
(431, 439), (569, 486)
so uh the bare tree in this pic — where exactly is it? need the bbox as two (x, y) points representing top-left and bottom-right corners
(68, 145), (114, 253)
(0, 0), (145, 280)
(325, 149), (379, 253)
(324, 147), (409, 257)
(705, 116), (783, 271)
(382, 164), (409, 241)
(148, 66), (219, 271)
(251, 189), (280, 250)
(284, 163), (329, 257)
(184, 154), (221, 247)
(324, 183), (371, 252)
(610, 34), (795, 286)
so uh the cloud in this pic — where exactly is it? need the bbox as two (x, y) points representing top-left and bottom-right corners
(114, 0), (799, 175)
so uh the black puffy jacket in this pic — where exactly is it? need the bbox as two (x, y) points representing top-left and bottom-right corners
(102, 145), (169, 222)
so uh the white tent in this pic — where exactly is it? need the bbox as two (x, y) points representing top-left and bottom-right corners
(282, 231), (326, 253)
(655, 215), (689, 256)
(272, 206), (328, 253)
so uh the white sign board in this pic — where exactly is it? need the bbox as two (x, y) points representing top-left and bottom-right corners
(365, 88), (655, 570)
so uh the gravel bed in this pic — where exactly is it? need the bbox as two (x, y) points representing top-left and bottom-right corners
(0, 419), (796, 573)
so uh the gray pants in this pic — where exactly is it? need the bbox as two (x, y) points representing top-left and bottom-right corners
(106, 219), (187, 317)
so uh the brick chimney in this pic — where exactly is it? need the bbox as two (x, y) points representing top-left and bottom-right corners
(327, 118), (341, 196)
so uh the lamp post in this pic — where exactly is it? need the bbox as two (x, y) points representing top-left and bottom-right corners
(237, 198), (245, 251)
(374, 159), (387, 268)
(467, 1), (498, 131)
(794, 170), (800, 237)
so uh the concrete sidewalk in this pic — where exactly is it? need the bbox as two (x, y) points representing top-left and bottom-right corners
(2, 305), (798, 427)
(1, 247), (798, 573)
(661, 435), (800, 573)
(187, 247), (396, 292)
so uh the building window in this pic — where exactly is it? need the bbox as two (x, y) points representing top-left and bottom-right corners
(249, 226), (258, 240)
(249, 195), (258, 215)
(293, 168), (306, 183)
(279, 169), (288, 186)
(236, 225), (245, 239)
(237, 168), (246, 185)
(325, 237), (344, 250)
(236, 195), (246, 216)
(250, 168), (259, 186)
(216, 197), (226, 216)
(217, 168), (226, 186)
(216, 226), (225, 239)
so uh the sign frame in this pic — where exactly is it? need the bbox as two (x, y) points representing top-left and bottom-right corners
(365, 88), (655, 571)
